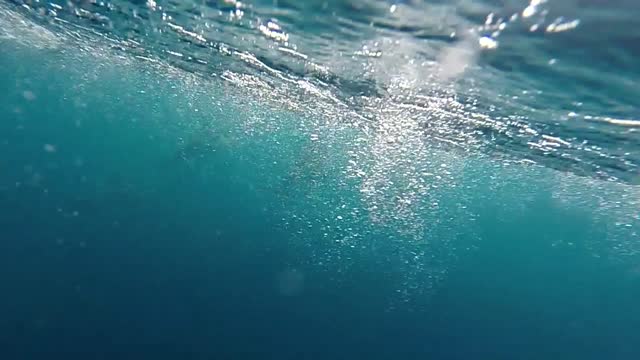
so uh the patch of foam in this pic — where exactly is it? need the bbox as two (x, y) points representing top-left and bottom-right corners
(0, 4), (63, 49)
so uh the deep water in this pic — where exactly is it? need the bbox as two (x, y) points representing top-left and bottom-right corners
(1, 1), (640, 359)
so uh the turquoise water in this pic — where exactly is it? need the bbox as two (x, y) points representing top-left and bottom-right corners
(1, 0), (639, 358)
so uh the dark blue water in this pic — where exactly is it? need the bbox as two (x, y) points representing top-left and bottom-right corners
(1, 0), (639, 359)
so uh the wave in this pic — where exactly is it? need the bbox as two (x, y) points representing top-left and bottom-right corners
(2, 0), (638, 183)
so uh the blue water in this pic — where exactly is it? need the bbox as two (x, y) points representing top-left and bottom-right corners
(1, 0), (639, 358)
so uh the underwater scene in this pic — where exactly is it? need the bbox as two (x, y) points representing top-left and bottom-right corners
(0, 0), (639, 358)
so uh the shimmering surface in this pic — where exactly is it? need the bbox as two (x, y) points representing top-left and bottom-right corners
(3, 0), (639, 183)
